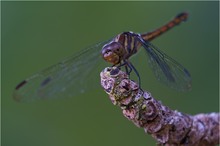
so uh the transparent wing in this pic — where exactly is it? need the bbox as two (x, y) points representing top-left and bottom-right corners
(139, 37), (192, 91)
(13, 40), (110, 102)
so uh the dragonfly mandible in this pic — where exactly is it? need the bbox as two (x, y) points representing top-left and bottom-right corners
(13, 12), (191, 102)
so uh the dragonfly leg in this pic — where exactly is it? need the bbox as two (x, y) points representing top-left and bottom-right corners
(124, 60), (141, 88)
(116, 60), (142, 89)
(117, 62), (126, 68)
(125, 66), (130, 75)
(117, 61), (132, 76)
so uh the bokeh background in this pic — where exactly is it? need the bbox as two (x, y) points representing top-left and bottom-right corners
(2, 1), (219, 146)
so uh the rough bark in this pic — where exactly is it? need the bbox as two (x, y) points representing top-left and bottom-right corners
(100, 67), (220, 146)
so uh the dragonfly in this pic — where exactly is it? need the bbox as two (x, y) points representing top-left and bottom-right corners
(13, 12), (192, 102)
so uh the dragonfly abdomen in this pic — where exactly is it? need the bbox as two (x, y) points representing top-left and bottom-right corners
(141, 12), (188, 41)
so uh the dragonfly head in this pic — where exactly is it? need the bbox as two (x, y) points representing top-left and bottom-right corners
(101, 41), (123, 65)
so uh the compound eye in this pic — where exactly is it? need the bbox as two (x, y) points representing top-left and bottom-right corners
(111, 42), (122, 52)
(101, 41), (123, 65)
(106, 49), (111, 54)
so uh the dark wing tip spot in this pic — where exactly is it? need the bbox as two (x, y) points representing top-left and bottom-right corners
(15, 80), (27, 90)
(41, 77), (51, 87)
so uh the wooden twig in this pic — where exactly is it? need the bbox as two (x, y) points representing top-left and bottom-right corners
(100, 67), (220, 146)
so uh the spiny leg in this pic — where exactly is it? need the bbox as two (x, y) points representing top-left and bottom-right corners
(125, 65), (129, 75)
(116, 60), (142, 88)
(125, 65), (133, 75)
(117, 62), (131, 75)
(124, 60), (141, 88)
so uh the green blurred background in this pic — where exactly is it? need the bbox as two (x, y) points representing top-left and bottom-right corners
(2, 1), (219, 146)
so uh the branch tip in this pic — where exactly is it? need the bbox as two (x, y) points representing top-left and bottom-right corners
(100, 67), (219, 146)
